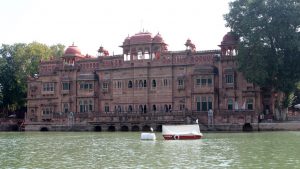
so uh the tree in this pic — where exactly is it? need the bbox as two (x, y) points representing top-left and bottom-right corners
(224, 0), (300, 120)
(0, 42), (65, 117)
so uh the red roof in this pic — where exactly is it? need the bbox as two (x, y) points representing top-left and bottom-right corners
(64, 45), (82, 57)
(221, 32), (239, 45)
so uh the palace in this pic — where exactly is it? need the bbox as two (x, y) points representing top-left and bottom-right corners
(25, 31), (273, 131)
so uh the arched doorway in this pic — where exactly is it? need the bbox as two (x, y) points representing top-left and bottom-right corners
(94, 126), (102, 132)
(40, 127), (49, 131)
(243, 123), (253, 132)
(156, 125), (162, 132)
(108, 126), (116, 132)
(142, 125), (151, 131)
(131, 125), (140, 131)
(121, 126), (129, 131)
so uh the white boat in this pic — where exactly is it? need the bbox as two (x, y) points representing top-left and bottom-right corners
(140, 133), (156, 140)
(162, 124), (203, 140)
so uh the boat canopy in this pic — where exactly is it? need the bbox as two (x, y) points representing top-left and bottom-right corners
(162, 125), (201, 135)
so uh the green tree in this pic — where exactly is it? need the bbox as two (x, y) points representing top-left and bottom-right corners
(50, 43), (65, 58)
(0, 42), (65, 117)
(224, 0), (300, 120)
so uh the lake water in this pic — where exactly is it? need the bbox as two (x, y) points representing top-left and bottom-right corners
(1, 131), (300, 169)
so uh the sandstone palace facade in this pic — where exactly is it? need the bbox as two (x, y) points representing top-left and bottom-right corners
(26, 32), (273, 131)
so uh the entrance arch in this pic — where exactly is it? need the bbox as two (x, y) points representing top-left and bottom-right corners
(94, 126), (102, 132)
(131, 125), (140, 131)
(108, 126), (116, 132)
(121, 126), (129, 131)
(243, 123), (253, 132)
(142, 125), (151, 132)
(156, 125), (162, 132)
(40, 127), (49, 131)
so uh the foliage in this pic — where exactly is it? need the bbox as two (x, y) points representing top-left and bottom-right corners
(0, 42), (65, 115)
(224, 0), (300, 107)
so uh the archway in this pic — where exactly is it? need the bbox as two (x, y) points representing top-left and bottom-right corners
(243, 123), (253, 132)
(142, 125), (151, 132)
(131, 125), (140, 132)
(40, 127), (49, 131)
(156, 125), (162, 132)
(121, 126), (129, 131)
(108, 126), (116, 132)
(94, 126), (102, 132)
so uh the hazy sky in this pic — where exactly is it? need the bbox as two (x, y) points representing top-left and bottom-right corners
(0, 0), (233, 56)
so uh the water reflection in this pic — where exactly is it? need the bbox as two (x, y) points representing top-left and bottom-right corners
(1, 132), (300, 169)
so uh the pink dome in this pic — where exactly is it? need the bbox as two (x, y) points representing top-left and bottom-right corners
(64, 45), (82, 56)
(152, 33), (164, 43)
(123, 36), (130, 46)
(130, 32), (152, 44)
(221, 32), (238, 45)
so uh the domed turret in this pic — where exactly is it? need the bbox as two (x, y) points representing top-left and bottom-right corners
(221, 32), (238, 45)
(130, 32), (152, 44)
(152, 33), (164, 43)
(219, 32), (239, 56)
(64, 45), (82, 57)
(123, 36), (130, 46)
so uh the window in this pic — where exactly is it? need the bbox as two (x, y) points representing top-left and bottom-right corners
(196, 78), (201, 86)
(89, 100), (93, 112)
(207, 77), (212, 86)
(139, 105), (144, 113)
(63, 103), (69, 113)
(117, 81), (122, 88)
(152, 105), (157, 112)
(103, 82), (108, 89)
(152, 79), (156, 88)
(201, 78), (207, 86)
(246, 98), (254, 110)
(104, 105), (110, 113)
(128, 105), (133, 112)
(42, 107), (53, 115)
(227, 99), (233, 110)
(201, 97), (207, 111)
(178, 79), (184, 89)
(180, 104), (185, 111)
(144, 80), (147, 87)
(163, 79), (168, 86)
(43, 82), (54, 92)
(80, 82), (93, 90)
(128, 81), (133, 88)
(225, 74), (234, 84)
(178, 79), (184, 86)
(208, 97), (213, 110)
(62, 82), (70, 90)
(139, 80), (143, 88)
(196, 97), (201, 111)
(79, 99), (93, 112)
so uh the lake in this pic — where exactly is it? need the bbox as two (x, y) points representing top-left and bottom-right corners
(1, 131), (300, 169)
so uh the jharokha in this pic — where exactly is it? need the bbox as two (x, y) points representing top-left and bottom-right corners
(26, 31), (275, 131)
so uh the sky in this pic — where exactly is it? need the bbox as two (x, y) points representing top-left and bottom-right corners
(0, 0), (233, 56)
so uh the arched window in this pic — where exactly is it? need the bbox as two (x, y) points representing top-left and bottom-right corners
(128, 105), (133, 112)
(139, 80), (143, 88)
(165, 104), (169, 112)
(128, 80), (133, 88)
(152, 79), (156, 88)
(152, 105), (157, 112)
(139, 105), (143, 113)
